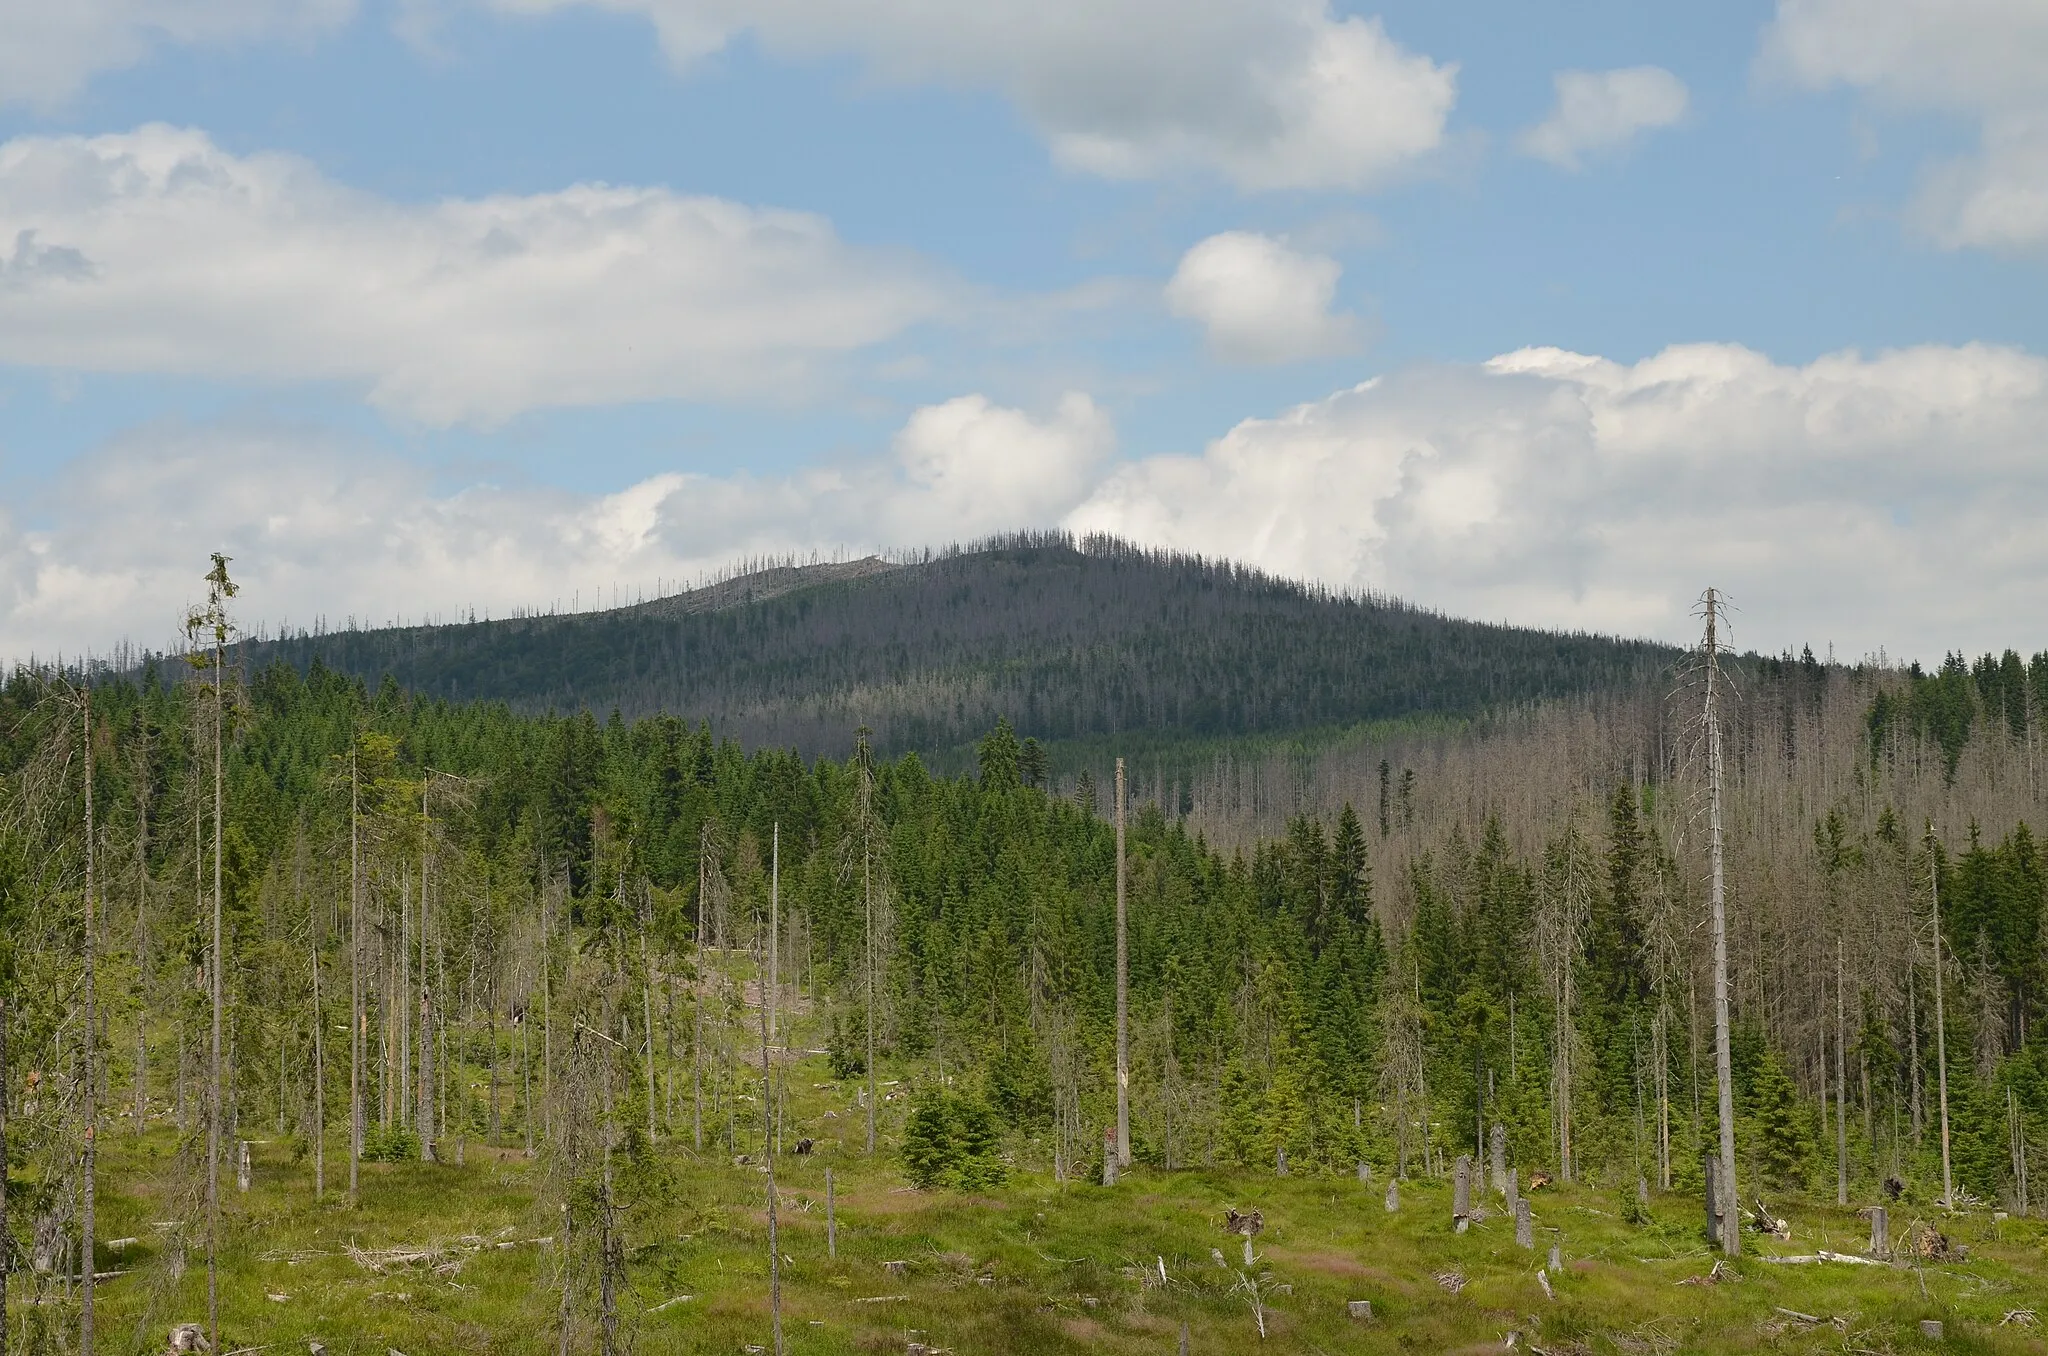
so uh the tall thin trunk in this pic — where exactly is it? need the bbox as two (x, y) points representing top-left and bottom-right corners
(208, 620), (226, 1347)
(419, 780), (434, 1158)
(350, 746), (363, 1202)
(0, 995), (9, 1356)
(1703, 588), (1739, 1257)
(755, 903), (784, 1356)
(694, 839), (706, 1151)
(312, 917), (324, 1200)
(640, 900), (656, 1146)
(81, 693), (97, 1356)
(134, 772), (149, 1136)
(860, 741), (878, 1157)
(1929, 839), (1954, 1209)
(1115, 759), (1130, 1169)
(1836, 937), (1848, 1206)
(768, 824), (779, 1047)
(1908, 962), (1923, 1145)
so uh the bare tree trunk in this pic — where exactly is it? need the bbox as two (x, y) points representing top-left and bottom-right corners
(694, 836), (707, 1152)
(350, 746), (363, 1203)
(134, 770), (150, 1137)
(312, 920), (324, 1200)
(420, 782), (435, 1160)
(1908, 962), (1923, 1147)
(80, 692), (97, 1356)
(0, 995), (9, 1356)
(1703, 588), (1740, 1257)
(640, 911), (656, 1146)
(1929, 838), (1954, 1209)
(1115, 759), (1130, 1169)
(1836, 937), (1848, 1206)
(755, 899), (784, 1356)
(768, 824), (779, 1047)
(208, 610), (227, 1348)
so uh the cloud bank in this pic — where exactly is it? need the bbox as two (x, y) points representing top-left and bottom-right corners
(8, 344), (2047, 666)
(0, 125), (951, 425)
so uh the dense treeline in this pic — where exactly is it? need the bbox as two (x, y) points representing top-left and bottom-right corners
(237, 535), (1677, 758)
(5, 641), (2045, 1197)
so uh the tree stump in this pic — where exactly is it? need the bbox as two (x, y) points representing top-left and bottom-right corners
(883, 1260), (908, 1277)
(1868, 1205), (1889, 1258)
(1276, 1147), (1288, 1177)
(1548, 1243), (1562, 1273)
(237, 1141), (252, 1193)
(1102, 1128), (1118, 1187)
(1453, 1155), (1471, 1232)
(1347, 1299), (1374, 1321)
(1918, 1319), (1943, 1340)
(1384, 1179), (1399, 1213)
(1490, 1124), (1508, 1196)
(1356, 1160), (1370, 1183)
(1515, 1198), (1533, 1250)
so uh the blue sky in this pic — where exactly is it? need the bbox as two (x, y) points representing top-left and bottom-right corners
(2, 0), (2045, 662)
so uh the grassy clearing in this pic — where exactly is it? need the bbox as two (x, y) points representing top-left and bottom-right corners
(64, 1058), (2048, 1355)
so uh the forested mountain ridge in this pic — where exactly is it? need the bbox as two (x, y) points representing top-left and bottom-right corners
(242, 535), (1679, 757)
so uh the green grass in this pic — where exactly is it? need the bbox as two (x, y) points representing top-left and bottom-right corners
(64, 1063), (2048, 1355)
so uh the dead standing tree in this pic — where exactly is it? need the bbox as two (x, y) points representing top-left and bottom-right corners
(1534, 824), (1595, 1183)
(842, 728), (893, 1156)
(1676, 587), (1742, 1257)
(545, 971), (633, 1356)
(184, 552), (237, 1348)
(1115, 757), (1130, 1170)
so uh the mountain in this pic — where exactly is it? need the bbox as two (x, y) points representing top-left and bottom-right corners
(247, 534), (1680, 758)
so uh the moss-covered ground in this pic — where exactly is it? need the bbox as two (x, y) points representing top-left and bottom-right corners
(61, 1058), (2048, 1356)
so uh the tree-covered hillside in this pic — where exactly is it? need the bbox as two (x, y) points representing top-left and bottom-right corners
(243, 535), (1677, 757)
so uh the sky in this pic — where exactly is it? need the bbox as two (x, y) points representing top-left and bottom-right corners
(1, 0), (2045, 665)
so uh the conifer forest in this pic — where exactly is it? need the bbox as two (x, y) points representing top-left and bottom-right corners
(2, 542), (2046, 1354)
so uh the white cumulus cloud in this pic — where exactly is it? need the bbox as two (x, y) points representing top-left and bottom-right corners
(0, 125), (952, 425)
(1518, 66), (1689, 170)
(1164, 232), (1357, 364)
(0, 0), (353, 107)
(1759, 0), (2048, 251)
(1066, 341), (2048, 661)
(491, 0), (1457, 191)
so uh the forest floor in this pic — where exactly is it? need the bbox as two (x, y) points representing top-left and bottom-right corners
(61, 1058), (2048, 1356)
